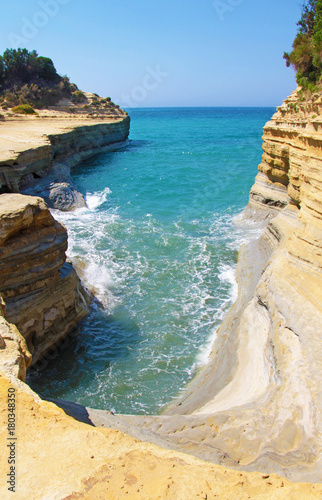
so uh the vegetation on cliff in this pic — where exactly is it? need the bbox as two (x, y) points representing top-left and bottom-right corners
(0, 48), (122, 117)
(284, 0), (322, 90)
(0, 48), (77, 109)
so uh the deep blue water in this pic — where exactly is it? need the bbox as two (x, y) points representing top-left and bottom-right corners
(27, 107), (274, 414)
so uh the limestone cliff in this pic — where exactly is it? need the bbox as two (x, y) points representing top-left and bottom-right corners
(0, 194), (89, 366)
(0, 114), (130, 210)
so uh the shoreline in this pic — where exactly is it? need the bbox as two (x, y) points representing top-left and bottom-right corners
(0, 111), (130, 210)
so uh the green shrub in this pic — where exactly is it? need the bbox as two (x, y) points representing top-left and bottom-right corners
(284, 1), (322, 89)
(2, 104), (8, 109)
(289, 103), (298, 112)
(0, 49), (79, 108)
(72, 90), (86, 103)
(4, 92), (16, 105)
(12, 104), (37, 114)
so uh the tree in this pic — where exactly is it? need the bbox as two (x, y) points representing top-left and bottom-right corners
(0, 56), (4, 87)
(0, 48), (76, 107)
(284, 0), (322, 89)
(0, 48), (60, 87)
(35, 56), (60, 82)
(298, 0), (316, 34)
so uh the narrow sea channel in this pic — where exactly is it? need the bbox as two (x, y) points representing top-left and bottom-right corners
(27, 107), (274, 414)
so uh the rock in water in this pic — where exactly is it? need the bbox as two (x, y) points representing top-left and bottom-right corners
(48, 182), (87, 210)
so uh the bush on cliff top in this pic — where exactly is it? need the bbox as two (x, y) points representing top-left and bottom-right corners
(72, 90), (86, 104)
(284, 0), (322, 90)
(12, 104), (37, 115)
(0, 48), (77, 107)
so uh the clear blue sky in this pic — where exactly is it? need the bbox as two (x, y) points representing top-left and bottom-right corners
(0, 0), (303, 107)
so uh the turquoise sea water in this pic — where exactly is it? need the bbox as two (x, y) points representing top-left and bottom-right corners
(27, 107), (274, 414)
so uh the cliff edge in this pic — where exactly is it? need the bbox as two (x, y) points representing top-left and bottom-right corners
(0, 98), (130, 210)
(0, 193), (90, 365)
(0, 309), (320, 500)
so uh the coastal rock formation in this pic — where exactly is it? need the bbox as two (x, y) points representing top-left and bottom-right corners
(0, 325), (321, 499)
(0, 194), (89, 365)
(0, 114), (130, 210)
(0, 316), (31, 383)
(66, 89), (321, 484)
(0, 90), (321, 497)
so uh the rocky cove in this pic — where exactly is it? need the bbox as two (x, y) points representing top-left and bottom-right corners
(0, 92), (322, 499)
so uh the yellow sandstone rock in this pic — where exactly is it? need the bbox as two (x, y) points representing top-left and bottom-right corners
(69, 89), (322, 484)
(0, 110), (130, 210)
(0, 194), (89, 365)
(0, 343), (321, 499)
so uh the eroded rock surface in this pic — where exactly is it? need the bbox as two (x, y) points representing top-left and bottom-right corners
(0, 90), (321, 497)
(0, 194), (89, 365)
(0, 328), (320, 499)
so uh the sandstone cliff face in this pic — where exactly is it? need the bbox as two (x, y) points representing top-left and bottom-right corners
(0, 116), (130, 210)
(249, 89), (322, 266)
(0, 194), (89, 366)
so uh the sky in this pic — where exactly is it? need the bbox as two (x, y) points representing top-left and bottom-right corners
(0, 0), (304, 107)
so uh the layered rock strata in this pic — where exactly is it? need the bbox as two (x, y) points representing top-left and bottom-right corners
(63, 89), (322, 484)
(0, 115), (130, 210)
(0, 194), (89, 365)
(0, 319), (321, 499)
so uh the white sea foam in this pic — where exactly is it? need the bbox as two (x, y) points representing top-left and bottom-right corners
(86, 187), (111, 211)
(51, 192), (259, 411)
(51, 200), (121, 311)
(218, 263), (238, 303)
(195, 263), (238, 368)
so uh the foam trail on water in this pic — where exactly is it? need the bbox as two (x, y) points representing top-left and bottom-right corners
(218, 263), (238, 303)
(195, 262), (238, 367)
(51, 199), (121, 311)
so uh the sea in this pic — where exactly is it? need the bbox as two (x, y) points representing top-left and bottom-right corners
(27, 107), (275, 415)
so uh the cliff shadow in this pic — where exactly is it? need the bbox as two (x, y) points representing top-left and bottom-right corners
(26, 299), (142, 406)
(45, 397), (95, 426)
